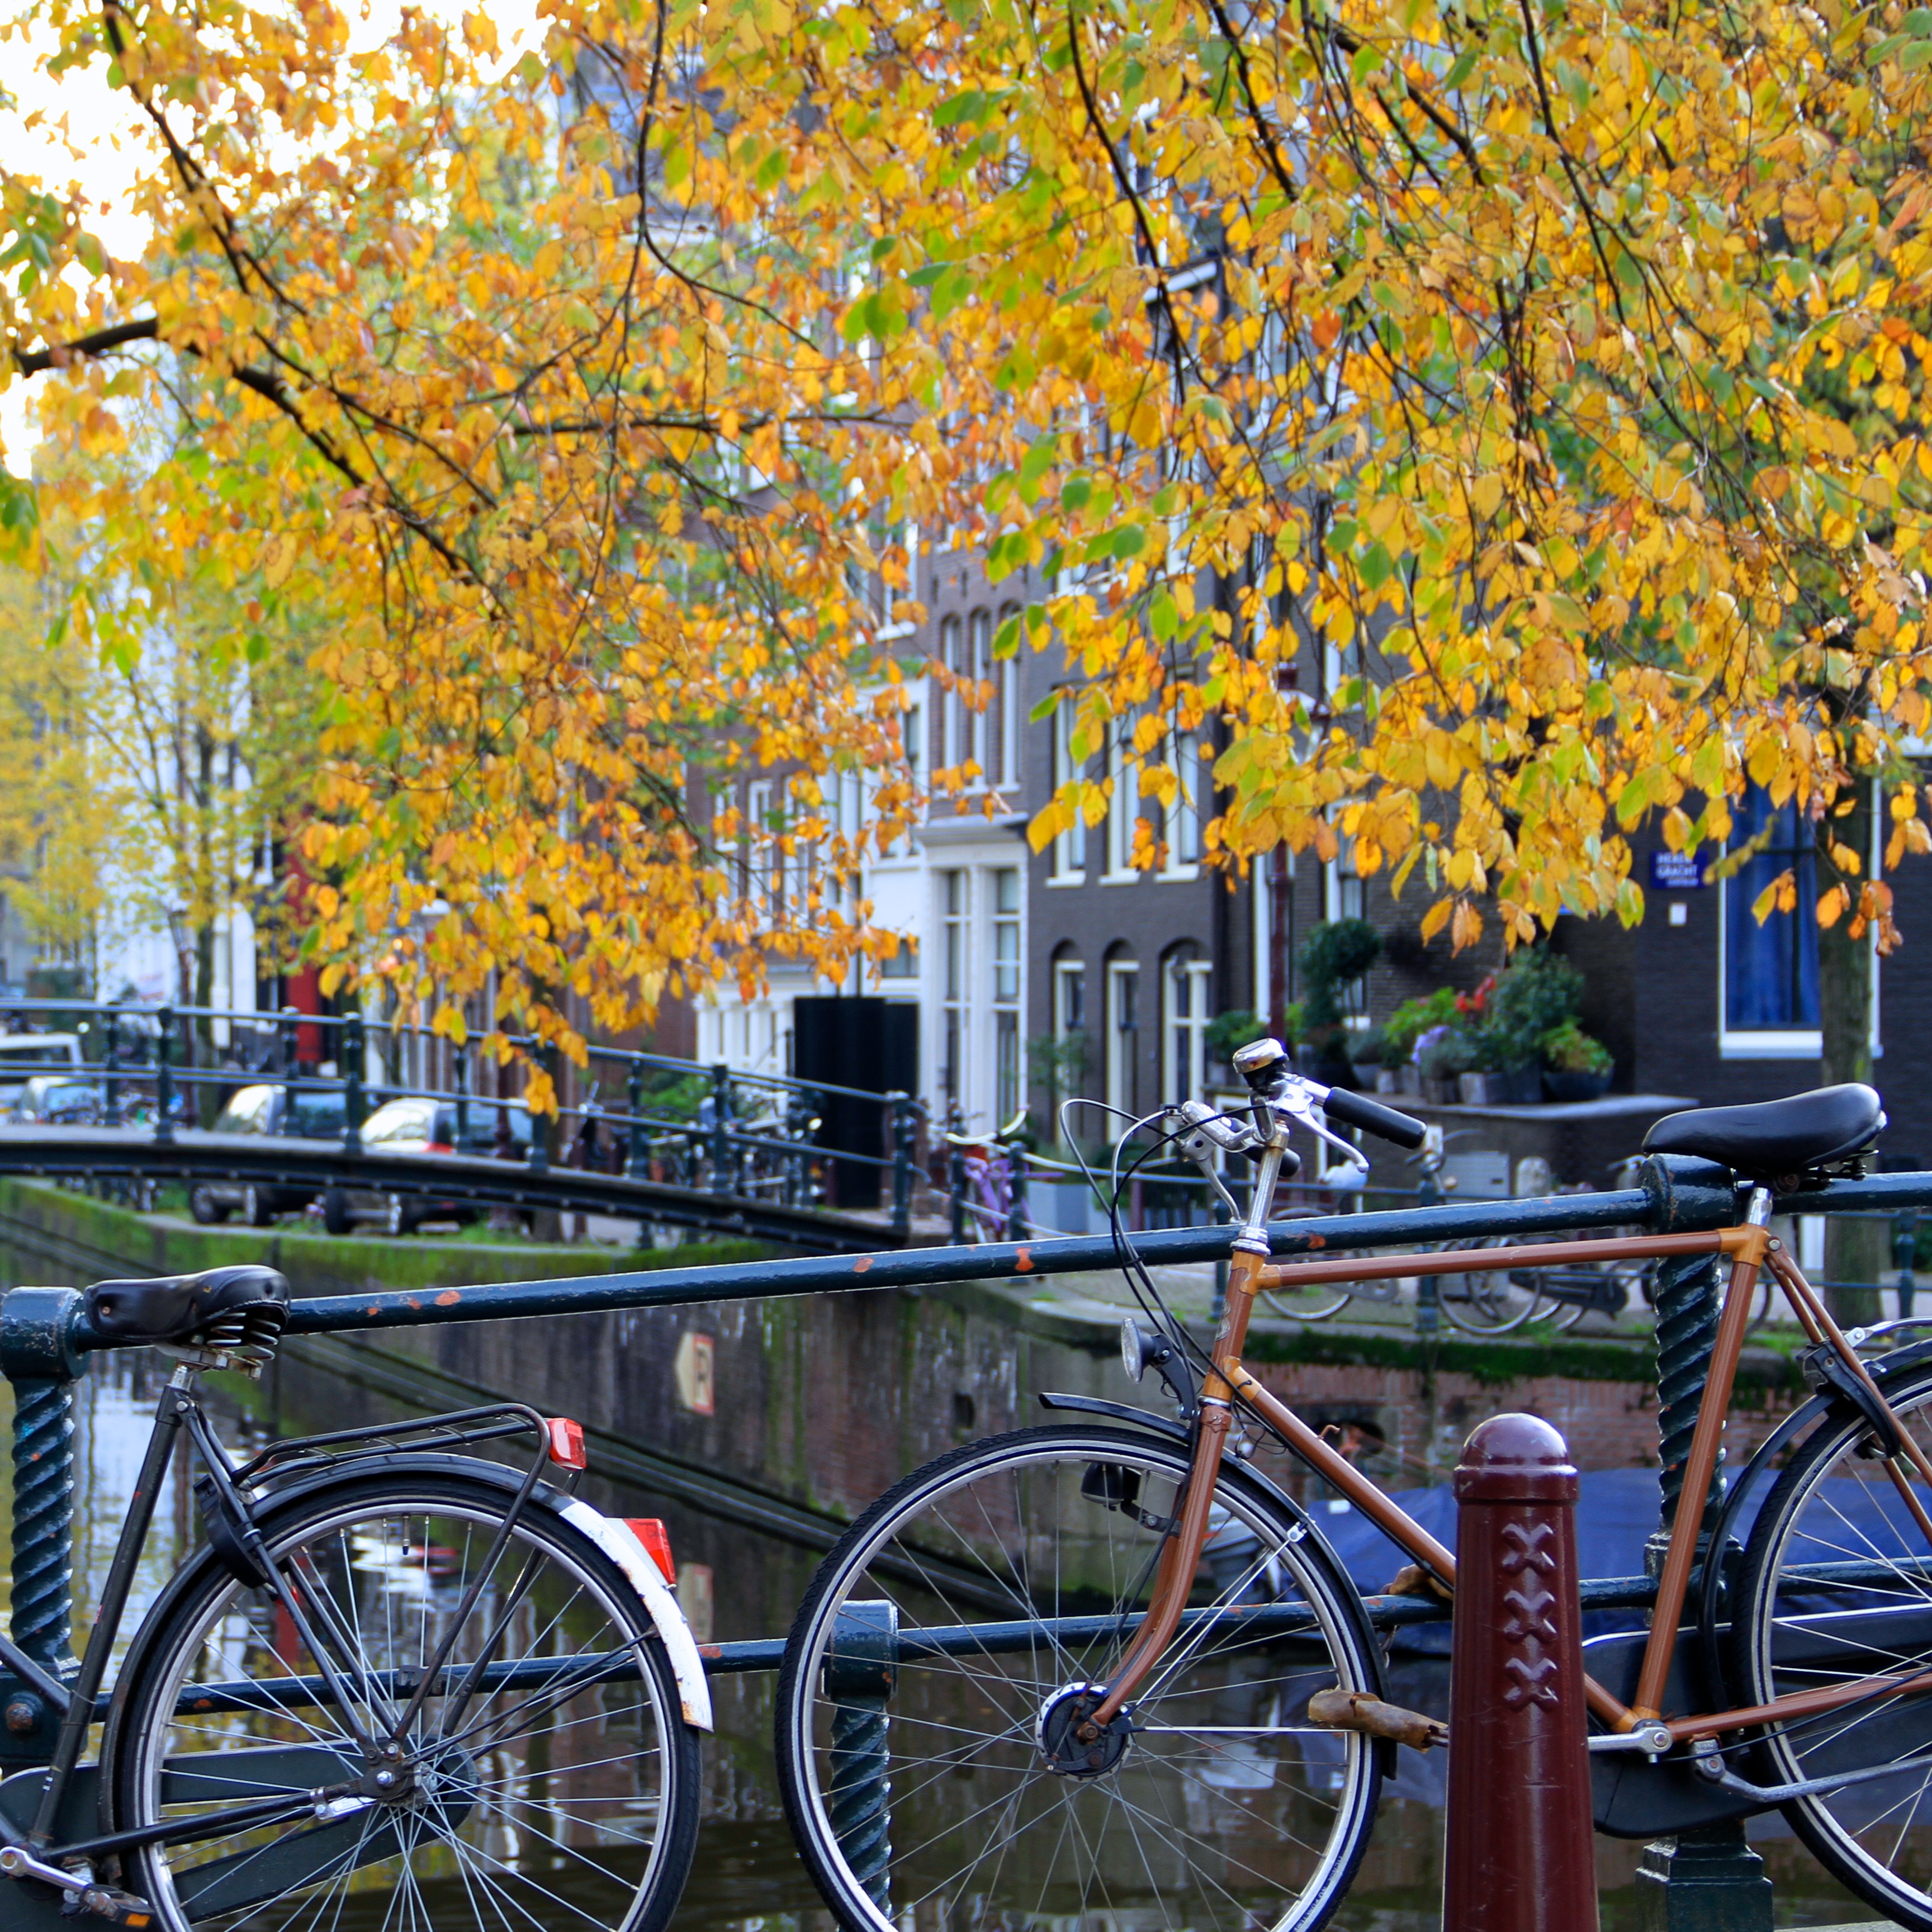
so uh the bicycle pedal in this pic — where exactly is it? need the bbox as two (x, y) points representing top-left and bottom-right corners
(64, 1886), (154, 1925)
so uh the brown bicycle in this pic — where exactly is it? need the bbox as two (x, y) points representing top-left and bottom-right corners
(775, 1040), (1932, 1931)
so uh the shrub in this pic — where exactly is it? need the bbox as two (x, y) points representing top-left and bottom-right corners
(1296, 918), (1382, 1038)
(1204, 1008), (1268, 1062)
(1541, 1020), (1613, 1075)
(1481, 949), (1583, 1069)
(1385, 987), (1459, 1065)
(1417, 1026), (1480, 1080)
(1348, 1025), (1386, 1067)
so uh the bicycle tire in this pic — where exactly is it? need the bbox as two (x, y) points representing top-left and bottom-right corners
(106, 1465), (701, 1932)
(1436, 1234), (1543, 1332)
(1729, 1360), (1932, 1928)
(774, 1423), (1382, 1932)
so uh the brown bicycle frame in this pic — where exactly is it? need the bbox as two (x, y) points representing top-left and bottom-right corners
(1081, 1221), (1932, 1742)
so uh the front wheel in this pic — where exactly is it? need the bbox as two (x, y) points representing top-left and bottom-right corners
(1730, 1360), (1932, 1928)
(775, 1423), (1382, 1932)
(107, 1467), (701, 1932)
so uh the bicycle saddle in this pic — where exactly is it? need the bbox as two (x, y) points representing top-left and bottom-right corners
(86, 1265), (290, 1345)
(1641, 1083), (1884, 1182)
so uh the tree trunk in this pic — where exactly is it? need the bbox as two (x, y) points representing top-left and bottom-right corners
(1819, 785), (1884, 1324)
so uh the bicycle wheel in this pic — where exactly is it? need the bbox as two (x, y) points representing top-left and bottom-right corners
(1436, 1234), (1543, 1332)
(774, 1423), (1382, 1932)
(1730, 1361), (1932, 1928)
(107, 1465), (701, 1932)
(1259, 1273), (1355, 1322)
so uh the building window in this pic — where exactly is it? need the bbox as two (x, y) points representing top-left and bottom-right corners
(1047, 951), (1087, 1131)
(1052, 698), (1088, 880)
(996, 603), (1020, 789)
(1722, 784), (1821, 1050)
(941, 869), (969, 1103)
(1161, 738), (1206, 877)
(993, 868), (1020, 1124)
(938, 617), (965, 774)
(1322, 834), (1370, 1022)
(1106, 722), (1138, 879)
(1164, 951), (1211, 1105)
(1106, 955), (1140, 1117)
(968, 608), (992, 784)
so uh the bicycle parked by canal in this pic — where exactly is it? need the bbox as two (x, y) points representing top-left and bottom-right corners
(774, 1043), (1932, 1932)
(0, 1264), (705, 1931)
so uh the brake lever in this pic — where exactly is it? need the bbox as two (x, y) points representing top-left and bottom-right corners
(1163, 1102), (1251, 1220)
(1271, 1079), (1371, 1175)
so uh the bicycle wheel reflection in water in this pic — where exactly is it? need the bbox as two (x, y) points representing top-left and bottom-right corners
(116, 1477), (695, 1932)
(777, 1425), (1382, 1932)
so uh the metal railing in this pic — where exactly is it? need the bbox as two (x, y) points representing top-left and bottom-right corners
(0, 1149), (1925, 1921)
(0, 997), (927, 1238)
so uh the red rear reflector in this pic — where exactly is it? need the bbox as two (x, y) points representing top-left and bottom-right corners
(427, 1140), (454, 1153)
(627, 1517), (676, 1584)
(544, 1418), (587, 1469)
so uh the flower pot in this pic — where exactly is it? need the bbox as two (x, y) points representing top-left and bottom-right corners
(1457, 1072), (1495, 1106)
(1422, 1077), (1457, 1105)
(1499, 1063), (1543, 1106)
(1374, 1068), (1400, 1095)
(1543, 1068), (1613, 1103)
(1351, 1060), (1382, 1092)
(1397, 1064), (1423, 1097)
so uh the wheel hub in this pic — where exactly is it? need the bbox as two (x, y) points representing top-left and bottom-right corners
(1036, 1684), (1133, 1778)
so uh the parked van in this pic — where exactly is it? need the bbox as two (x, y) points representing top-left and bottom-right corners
(0, 1035), (84, 1119)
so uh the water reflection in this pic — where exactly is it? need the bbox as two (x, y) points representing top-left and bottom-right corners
(0, 1351), (1887, 1929)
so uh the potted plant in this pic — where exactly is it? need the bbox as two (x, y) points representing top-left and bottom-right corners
(1294, 919), (1382, 1087)
(1204, 1008), (1267, 1075)
(1478, 949), (1585, 1105)
(1384, 988), (1457, 1094)
(1416, 1025), (1477, 1105)
(1541, 1020), (1614, 1101)
(1348, 1024), (1389, 1090)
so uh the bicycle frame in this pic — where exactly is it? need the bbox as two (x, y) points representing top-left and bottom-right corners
(1082, 1197), (1932, 1748)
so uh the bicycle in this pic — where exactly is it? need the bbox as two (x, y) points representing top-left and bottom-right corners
(773, 1043), (1932, 1931)
(0, 1263), (705, 1931)
(942, 1110), (1030, 1240)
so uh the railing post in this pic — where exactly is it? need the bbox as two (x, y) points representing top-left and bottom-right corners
(709, 1063), (732, 1197)
(342, 1011), (366, 1156)
(453, 1041), (470, 1151)
(948, 1102), (967, 1245)
(279, 1006), (301, 1134)
(102, 1006), (121, 1130)
(627, 1058), (648, 1181)
(888, 1094), (913, 1240)
(1009, 1146), (1031, 1242)
(1635, 1153), (1773, 1932)
(0, 1287), (86, 1758)
(1443, 1413), (1594, 1932)
(1897, 1208), (1920, 1321)
(1414, 1152), (1444, 1336)
(153, 1005), (176, 1147)
(826, 1599), (896, 1914)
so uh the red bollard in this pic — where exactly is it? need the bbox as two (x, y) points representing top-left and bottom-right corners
(1443, 1413), (1597, 1932)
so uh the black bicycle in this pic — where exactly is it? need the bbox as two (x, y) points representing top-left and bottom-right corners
(0, 1265), (704, 1930)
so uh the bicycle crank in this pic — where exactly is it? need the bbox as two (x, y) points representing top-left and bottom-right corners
(1036, 1684), (1133, 1777)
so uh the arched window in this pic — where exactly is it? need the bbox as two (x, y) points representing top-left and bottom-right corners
(1105, 946), (1140, 1116)
(1163, 945), (1211, 1105)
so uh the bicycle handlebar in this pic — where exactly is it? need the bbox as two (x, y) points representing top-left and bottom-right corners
(1321, 1085), (1428, 1150)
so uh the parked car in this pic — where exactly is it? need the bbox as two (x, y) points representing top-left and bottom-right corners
(322, 1096), (536, 1236)
(190, 1082), (351, 1227)
(0, 1035), (86, 1119)
(12, 1074), (105, 1125)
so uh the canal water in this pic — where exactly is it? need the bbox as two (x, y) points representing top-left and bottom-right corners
(0, 1343), (1886, 1929)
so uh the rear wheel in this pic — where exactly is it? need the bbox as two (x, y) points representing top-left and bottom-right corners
(321, 1185), (352, 1235)
(188, 1186), (230, 1227)
(1730, 1361), (1932, 1928)
(108, 1467), (701, 1932)
(384, 1191), (416, 1237)
(775, 1423), (1382, 1932)
(240, 1184), (272, 1228)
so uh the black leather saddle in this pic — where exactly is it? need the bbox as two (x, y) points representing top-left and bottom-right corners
(86, 1265), (290, 1346)
(1642, 1084), (1885, 1182)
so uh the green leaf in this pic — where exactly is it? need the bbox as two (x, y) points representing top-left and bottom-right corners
(1030, 690), (1062, 723)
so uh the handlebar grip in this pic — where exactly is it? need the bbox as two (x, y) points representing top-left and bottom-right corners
(1322, 1086), (1428, 1150)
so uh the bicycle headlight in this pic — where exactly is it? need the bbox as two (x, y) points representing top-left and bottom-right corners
(1120, 1318), (1149, 1382)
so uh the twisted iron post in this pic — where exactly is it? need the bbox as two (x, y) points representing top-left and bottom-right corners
(1636, 1153), (1773, 1932)
(825, 1599), (897, 1912)
(1, 1288), (85, 1759)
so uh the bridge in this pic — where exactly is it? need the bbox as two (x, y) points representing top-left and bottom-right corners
(0, 997), (927, 1252)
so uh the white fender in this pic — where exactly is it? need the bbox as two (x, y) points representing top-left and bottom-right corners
(560, 1499), (714, 1731)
